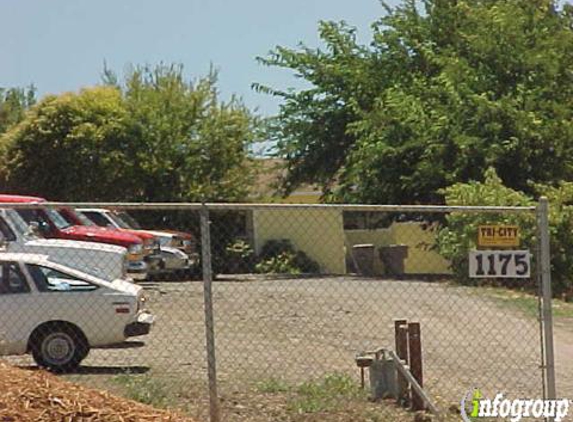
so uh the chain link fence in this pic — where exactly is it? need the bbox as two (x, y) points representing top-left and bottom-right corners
(0, 201), (558, 422)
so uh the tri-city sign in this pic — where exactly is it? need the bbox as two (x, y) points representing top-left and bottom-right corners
(477, 225), (520, 248)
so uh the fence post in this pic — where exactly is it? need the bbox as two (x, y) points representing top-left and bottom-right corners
(408, 322), (424, 411)
(538, 197), (556, 407)
(394, 319), (409, 404)
(201, 205), (220, 422)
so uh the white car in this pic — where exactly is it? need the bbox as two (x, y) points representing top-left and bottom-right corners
(0, 208), (130, 282)
(78, 208), (196, 278)
(0, 253), (154, 372)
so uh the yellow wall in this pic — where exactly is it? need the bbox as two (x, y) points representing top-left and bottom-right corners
(345, 222), (452, 275)
(252, 208), (346, 274)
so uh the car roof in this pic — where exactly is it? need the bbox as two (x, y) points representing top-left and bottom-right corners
(0, 194), (47, 203)
(0, 252), (115, 287)
(77, 208), (108, 212)
(0, 252), (50, 264)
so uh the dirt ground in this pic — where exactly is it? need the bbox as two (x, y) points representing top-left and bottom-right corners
(7, 276), (573, 421)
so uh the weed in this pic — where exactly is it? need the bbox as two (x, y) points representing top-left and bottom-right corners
(112, 373), (171, 408)
(256, 377), (291, 394)
(477, 286), (573, 320)
(287, 373), (365, 414)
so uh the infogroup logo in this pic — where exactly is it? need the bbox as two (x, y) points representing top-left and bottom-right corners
(461, 389), (570, 422)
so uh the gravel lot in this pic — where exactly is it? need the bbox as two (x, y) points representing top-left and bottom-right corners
(9, 276), (573, 420)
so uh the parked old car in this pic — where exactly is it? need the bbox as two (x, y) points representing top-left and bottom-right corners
(0, 253), (155, 372)
(0, 195), (155, 280)
(0, 208), (129, 282)
(78, 208), (198, 279)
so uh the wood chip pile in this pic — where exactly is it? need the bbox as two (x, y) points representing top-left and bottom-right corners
(0, 362), (197, 422)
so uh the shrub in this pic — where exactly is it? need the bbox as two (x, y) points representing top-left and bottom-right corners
(437, 168), (573, 299)
(224, 238), (255, 273)
(255, 239), (320, 274)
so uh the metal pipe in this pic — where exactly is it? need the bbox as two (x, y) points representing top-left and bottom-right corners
(538, 197), (557, 411)
(387, 350), (440, 416)
(200, 206), (220, 422)
(0, 201), (537, 213)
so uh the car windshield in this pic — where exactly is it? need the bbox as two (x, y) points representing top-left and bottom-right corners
(117, 212), (141, 229)
(68, 209), (95, 226)
(44, 208), (72, 230)
(108, 212), (132, 230)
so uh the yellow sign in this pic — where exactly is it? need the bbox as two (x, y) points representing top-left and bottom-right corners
(478, 225), (520, 248)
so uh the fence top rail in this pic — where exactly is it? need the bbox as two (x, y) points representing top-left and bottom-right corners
(0, 201), (538, 213)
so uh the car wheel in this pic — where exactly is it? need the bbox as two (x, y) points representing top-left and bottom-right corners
(31, 325), (88, 373)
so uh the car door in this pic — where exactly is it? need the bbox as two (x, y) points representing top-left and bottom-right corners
(25, 264), (128, 347)
(0, 262), (35, 355)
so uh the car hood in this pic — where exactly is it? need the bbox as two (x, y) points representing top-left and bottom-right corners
(111, 278), (142, 296)
(118, 229), (155, 241)
(26, 238), (126, 254)
(144, 229), (194, 241)
(159, 229), (194, 240)
(61, 225), (142, 245)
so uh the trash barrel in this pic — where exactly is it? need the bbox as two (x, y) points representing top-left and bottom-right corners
(379, 244), (409, 277)
(351, 244), (376, 276)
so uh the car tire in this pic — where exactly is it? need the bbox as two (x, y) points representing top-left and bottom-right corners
(30, 324), (89, 373)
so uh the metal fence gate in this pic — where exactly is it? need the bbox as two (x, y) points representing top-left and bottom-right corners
(0, 200), (557, 422)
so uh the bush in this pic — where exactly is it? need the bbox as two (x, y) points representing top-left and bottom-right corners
(437, 168), (573, 299)
(225, 238), (255, 273)
(255, 239), (320, 275)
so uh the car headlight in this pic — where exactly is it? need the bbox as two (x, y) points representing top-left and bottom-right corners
(170, 237), (184, 248)
(128, 243), (143, 255)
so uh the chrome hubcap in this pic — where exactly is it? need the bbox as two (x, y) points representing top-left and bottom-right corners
(42, 333), (74, 364)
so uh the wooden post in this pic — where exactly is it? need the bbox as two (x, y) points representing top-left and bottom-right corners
(394, 319), (409, 404)
(408, 322), (424, 411)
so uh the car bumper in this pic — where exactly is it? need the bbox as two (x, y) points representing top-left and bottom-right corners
(125, 312), (155, 337)
(149, 247), (193, 275)
(144, 253), (163, 272)
(127, 261), (148, 281)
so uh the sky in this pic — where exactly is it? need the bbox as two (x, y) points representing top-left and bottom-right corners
(0, 0), (400, 116)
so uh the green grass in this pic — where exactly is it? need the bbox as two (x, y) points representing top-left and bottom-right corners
(112, 373), (172, 408)
(477, 286), (573, 320)
(286, 373), (365, 414)
(256, 377), (291, 394)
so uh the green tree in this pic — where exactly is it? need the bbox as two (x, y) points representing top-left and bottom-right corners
(0, 64), (258, 202)
(258, 0), (573, 204)
(0, 86), (139, 200)
(117, 64), (257, 202)
(0, 86), (36, 134)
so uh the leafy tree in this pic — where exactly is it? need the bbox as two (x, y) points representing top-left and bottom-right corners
(0, 86), (139, 200)
(258, 0), (573, 204)
(116, 64), (258, 202)
(0, 64), (259, 202)
(0, 86), (36, 135)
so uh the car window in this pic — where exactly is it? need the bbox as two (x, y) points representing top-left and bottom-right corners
(44, 208), (72, 230)
(0, 263), (30, 294)
(4, 209), (35, 238)
(27, 264), (98, 292)
(82, 211), (115, 228)
(109, 213), (131, 230)
(118, 212), (141, 229)
(0, 216), (16, 242)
